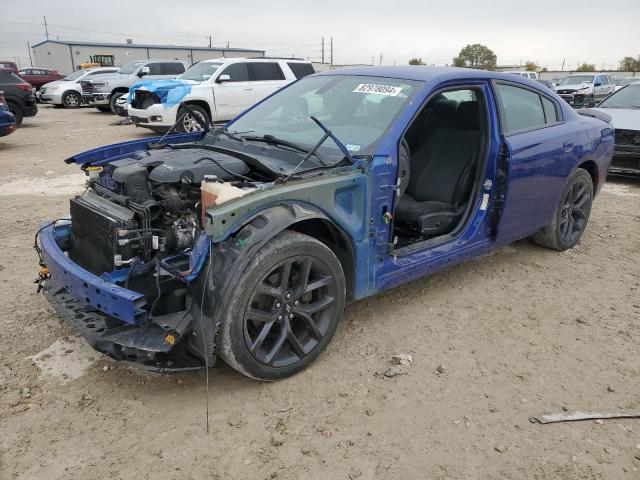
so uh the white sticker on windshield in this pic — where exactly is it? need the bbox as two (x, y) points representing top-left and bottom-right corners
(353, 84), (402, 96)
(346, 144), (361, 152)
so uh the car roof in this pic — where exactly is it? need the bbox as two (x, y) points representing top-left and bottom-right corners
(316, 66), (543, 85)
(200, 57), (310, 64)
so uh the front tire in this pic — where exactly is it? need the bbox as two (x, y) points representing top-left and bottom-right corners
(218, 231), (346, 380)
(176, 105), (209, 133)
(532, 168), (593, 250)
(109, 92), (125, 113)
(61, 91), (81, 108)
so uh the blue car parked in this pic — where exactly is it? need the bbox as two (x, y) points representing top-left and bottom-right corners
(36, 67), (613, 379)
(0, 93), (16, 137)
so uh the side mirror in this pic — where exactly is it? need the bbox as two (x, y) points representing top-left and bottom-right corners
(217, 74), (231, 83)
(594, 81), (602, 87)
(137, 66), (150, 78)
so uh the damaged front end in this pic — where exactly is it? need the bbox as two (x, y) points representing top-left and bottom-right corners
(610, 129), (640, 176)
(35, 133), (268, 371)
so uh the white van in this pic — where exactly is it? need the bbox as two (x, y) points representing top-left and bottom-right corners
(127, 58), (315, 132)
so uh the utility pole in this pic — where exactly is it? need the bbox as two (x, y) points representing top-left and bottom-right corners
(43, 16), (49, 40)
(321, 37), (325, 63)
(561, 58), (565, 71)
(27, 41), (33, 67)
(379, 53), (383, 66)
(330, 37), (333, 66)
(207, 36), (212, 48)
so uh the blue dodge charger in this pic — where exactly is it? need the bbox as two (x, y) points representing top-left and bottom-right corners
(36, 67), (614, 379)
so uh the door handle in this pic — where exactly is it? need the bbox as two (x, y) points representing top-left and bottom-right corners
(563, 140), (574, 153)
(243, 88), (253, 91)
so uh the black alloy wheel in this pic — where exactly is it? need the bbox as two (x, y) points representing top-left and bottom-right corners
(559, 174), (591, 244)
(244, 256), (338, 367)
(218, 231), (346, 380)
(532, 168), (593, 250)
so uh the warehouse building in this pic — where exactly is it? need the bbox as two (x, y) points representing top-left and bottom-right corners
(32, 40), (265, 75)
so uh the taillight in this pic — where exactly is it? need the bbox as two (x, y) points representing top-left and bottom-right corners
(15, 83), (31, 91)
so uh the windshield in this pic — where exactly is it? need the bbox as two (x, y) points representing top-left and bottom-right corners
(557, 75), (594, 85)
(118, 62), (144, 75)
(227, 75), (420, 160)
(598, 84), (640, 109)
(179, 62), (222, 82)
(64, 70), (85, 81)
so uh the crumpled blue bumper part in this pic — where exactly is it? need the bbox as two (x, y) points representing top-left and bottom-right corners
(39, 222), (147, 324)
(127, 79), (193, 108)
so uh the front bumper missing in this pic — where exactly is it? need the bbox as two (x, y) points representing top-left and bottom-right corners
(558, 94), (594, 107)
(609, 146), (640, 176)
(39, 222), (204, 371)
(82, 93), (110, 106)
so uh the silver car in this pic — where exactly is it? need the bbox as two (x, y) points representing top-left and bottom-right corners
(80, 60), (186, 113)
(554, 74), (615, 107)
(37, 67), (118, 108)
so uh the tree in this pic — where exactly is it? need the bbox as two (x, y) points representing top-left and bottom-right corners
(576, 63), (596, 72)
(409, 58), (426, 65)
(524, 61), (538, 72)
(452, 44), (497, 70)
(619, 56), (640, 72)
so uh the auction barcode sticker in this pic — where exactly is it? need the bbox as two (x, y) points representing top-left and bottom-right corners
(353, 84), (402, 96)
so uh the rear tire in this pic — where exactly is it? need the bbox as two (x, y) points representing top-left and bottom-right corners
(532, 168), (593, 250)
(218, 231), (346, 380)
(61, 91), (81, 109)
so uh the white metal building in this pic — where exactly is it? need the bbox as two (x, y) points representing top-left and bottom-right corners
(32, 40), (265, 75)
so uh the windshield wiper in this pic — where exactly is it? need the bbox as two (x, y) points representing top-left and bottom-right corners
(308, 116), (355, 164)
(280, 116), (355, 183)
(240, 133), (329, 165)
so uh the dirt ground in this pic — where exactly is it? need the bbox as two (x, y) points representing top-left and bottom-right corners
(1, 106), (639, 480)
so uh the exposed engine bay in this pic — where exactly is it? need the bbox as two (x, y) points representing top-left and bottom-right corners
(67, 146), (269, 316)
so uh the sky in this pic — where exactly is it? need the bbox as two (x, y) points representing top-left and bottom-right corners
(1, 0), (639, 70)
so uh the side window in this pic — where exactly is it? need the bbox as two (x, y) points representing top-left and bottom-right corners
(541, 96), (559, 123)
(221, 62), (250, 82)
(495, 83), (546, 134)
(249, 62), (285, 81)
(147, 63), (163, 75)
(161, 63), (185, 75)
(287, 62), (315, 79)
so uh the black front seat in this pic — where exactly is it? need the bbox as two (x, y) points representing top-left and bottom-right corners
(395, 101), (481, 237)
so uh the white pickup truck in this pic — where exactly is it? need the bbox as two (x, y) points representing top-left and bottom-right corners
(127, 57), (315, 132)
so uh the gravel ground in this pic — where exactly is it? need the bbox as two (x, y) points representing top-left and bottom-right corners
(1, 106), (639, 480)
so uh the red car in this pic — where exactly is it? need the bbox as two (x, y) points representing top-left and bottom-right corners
(18, 68), (64, 89)
(0, 61), (19, 75)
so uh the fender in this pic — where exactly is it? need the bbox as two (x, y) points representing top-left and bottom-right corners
(188, 202), (353, 363)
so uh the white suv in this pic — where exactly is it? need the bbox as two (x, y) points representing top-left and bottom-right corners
(128, 58), (315, 132)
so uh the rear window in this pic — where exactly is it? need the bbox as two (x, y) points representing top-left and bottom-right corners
(287, 62), (315, 79)
(0, 72), (25, 84)
(249, 62), (285, 81)
(495, 83), (547, 134)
